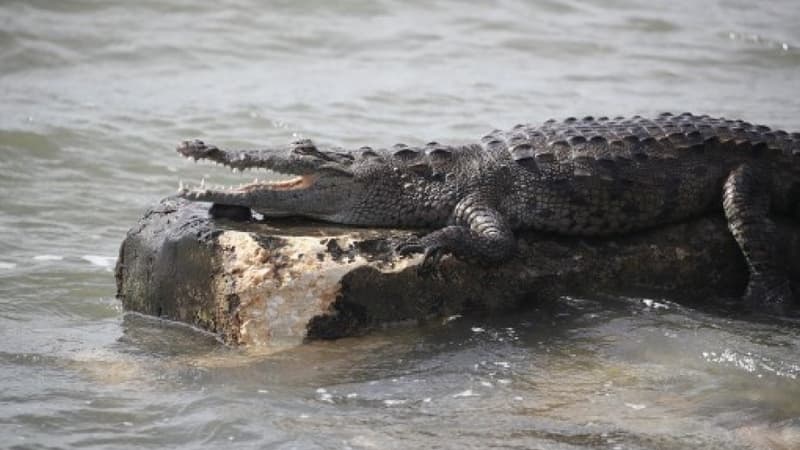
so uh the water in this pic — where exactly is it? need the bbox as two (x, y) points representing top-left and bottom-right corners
(1, 0), (799, 448)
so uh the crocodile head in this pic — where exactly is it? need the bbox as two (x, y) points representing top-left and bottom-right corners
(176, 139), (362, 221)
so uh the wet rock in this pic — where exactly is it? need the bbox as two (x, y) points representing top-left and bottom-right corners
(116, 197), (800, 345)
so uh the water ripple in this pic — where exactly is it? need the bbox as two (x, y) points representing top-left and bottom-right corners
(1, 0), (800, 448)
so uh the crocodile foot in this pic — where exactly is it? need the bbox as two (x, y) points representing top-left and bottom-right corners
(395, 238), (446, 278)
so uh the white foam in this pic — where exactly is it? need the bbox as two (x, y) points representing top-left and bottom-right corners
(642, 298), (669, 309)
(315, 388), (333, 403)
(0, 262), (16, 270)
(81, 255), (117, 269)
(453, 389), (478, 398)
(33, 255), (63, 261)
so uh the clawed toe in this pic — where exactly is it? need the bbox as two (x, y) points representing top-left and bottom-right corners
(395, 239), (448, 278)
(417, 247), (447, 279)
(395, 238), (425, 257)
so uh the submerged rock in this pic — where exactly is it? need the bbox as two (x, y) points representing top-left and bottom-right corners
(115, 197), (800, 345)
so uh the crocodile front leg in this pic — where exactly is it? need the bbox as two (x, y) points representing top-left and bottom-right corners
(397, 193), (516, 273)
(723, 164), (795, 310)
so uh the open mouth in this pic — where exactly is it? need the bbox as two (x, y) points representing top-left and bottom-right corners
(176, 140), (317, 194)
(238, 175), (315, 192)
(178, 175), (316, 194)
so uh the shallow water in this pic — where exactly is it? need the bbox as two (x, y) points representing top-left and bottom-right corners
(1, 0), (800, 448)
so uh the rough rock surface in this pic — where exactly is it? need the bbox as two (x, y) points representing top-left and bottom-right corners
(115, 197), (800, 345)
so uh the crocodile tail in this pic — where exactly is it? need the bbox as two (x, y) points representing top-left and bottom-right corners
(721, 123), (800, 173)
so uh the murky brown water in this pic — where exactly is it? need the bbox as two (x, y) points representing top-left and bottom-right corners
(1, 1), (799, 448)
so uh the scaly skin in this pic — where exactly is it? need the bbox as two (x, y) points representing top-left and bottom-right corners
(176, 113), (800, 311)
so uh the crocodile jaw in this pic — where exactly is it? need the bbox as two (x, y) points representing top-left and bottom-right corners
(177, 174), (356, 220)
(175, 158), (356, 220)
(178, 174), (316, 196)
(174, 139), (367, 221)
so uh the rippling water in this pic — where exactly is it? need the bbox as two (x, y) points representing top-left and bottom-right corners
(2, 1), (800, 448)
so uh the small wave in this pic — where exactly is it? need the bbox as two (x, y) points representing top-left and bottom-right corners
(0, 130), (60, 158)
(453, 389), (479, 398)
(81, 255), (116, 270)
(33, 255), (63, 261)
(727, 31), (793, 52)
(702, 349), (799, 380)
(0, 262), (17, 270)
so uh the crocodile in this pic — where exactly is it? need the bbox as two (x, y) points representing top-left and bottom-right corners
(176, 113), (800, 311)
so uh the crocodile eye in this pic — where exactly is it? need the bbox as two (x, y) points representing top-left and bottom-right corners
(291, 139), (318, 155)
